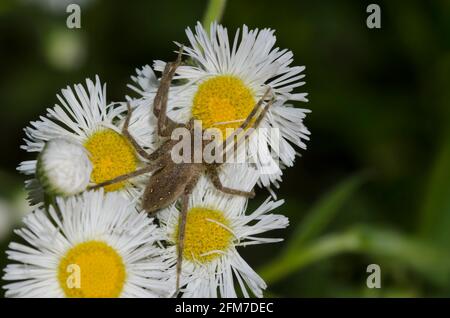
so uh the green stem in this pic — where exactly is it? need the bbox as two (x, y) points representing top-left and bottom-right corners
(202, 0), (227, 27)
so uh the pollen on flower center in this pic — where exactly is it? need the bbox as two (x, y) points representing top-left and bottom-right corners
(58, 241), (126, 298)
(176, 207), (233, 263)
(192, 75), (255, 138)
(84, 129), (137, 192)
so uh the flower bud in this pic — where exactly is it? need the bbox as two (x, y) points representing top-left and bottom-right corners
(36, 138), (92, 196)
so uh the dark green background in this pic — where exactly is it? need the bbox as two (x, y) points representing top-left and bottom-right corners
(1, 0), (450, 297)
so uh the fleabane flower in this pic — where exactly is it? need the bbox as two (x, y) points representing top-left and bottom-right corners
(36, 138), (92, 196)
(158, 166), (288, 298)
(2, 190), (172, 298)
(130, 22), (310, 190)
(19, 76), (156, 204)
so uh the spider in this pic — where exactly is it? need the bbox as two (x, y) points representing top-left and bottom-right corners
(91, 48), (275, 294)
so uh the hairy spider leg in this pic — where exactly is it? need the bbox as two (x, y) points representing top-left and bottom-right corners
(175, 193), (189, 295)
(174, 173), (201, 296)
(122, 102), (155, 160)
(218, 87), (275, 163)
(207, 165), (255, 198)
(88, 161), (161, 190)
(153, 47), (184, 137)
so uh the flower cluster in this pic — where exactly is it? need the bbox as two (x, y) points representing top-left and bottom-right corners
(2, 22), (309, 298)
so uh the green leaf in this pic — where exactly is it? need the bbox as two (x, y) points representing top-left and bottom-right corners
(355, 226), (450, 286)
(259, 174), (366, 284)
(285, 174), (366, 252)
(260, 228), (360, 284)
(261, 226), (450, 287)
(418, 134), (450, 244)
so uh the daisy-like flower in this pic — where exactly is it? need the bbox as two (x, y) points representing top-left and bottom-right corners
(19, 76), (156, 204)
(158, 166), (288, 298)
(130, 22), (310, 189)
(2, 190), (171, 298)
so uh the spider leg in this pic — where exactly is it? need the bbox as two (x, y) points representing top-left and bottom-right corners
(219, 88), (275, 162)
(147, 138), (179, 162)
(207, 165), (255, 198)
(154, 47), (184, 137)
(175, 193), (189, 295)
(88, 163), (160, 190)
(122, 103), (155, 160)
(174, 173), (201, 295)
(249, 93), (276, 129)
(228, 87), (273, 134)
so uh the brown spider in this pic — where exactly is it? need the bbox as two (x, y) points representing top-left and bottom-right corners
(91, 48), (275, 294)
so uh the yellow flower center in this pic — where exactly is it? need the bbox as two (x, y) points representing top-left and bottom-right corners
(176, 207), (233, 263)
(58, 241), (126, 298)
(192, 75), (255, 138)
(84, 129), (137, 192)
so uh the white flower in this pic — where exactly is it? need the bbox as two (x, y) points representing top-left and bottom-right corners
(19, 76), (156, 204)
(2, 190), (172, 298)
(36, 138), (92, 196)
(158, 166), (288, 298)
(130, 22), (310, 190)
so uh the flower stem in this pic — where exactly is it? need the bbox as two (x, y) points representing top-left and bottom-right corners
(202, 0), (227, 27)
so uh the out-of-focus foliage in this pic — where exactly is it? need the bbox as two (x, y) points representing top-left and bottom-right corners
(0, 0), (449, 297)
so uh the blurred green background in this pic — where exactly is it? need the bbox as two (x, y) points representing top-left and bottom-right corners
(1, 0), (450, 297)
